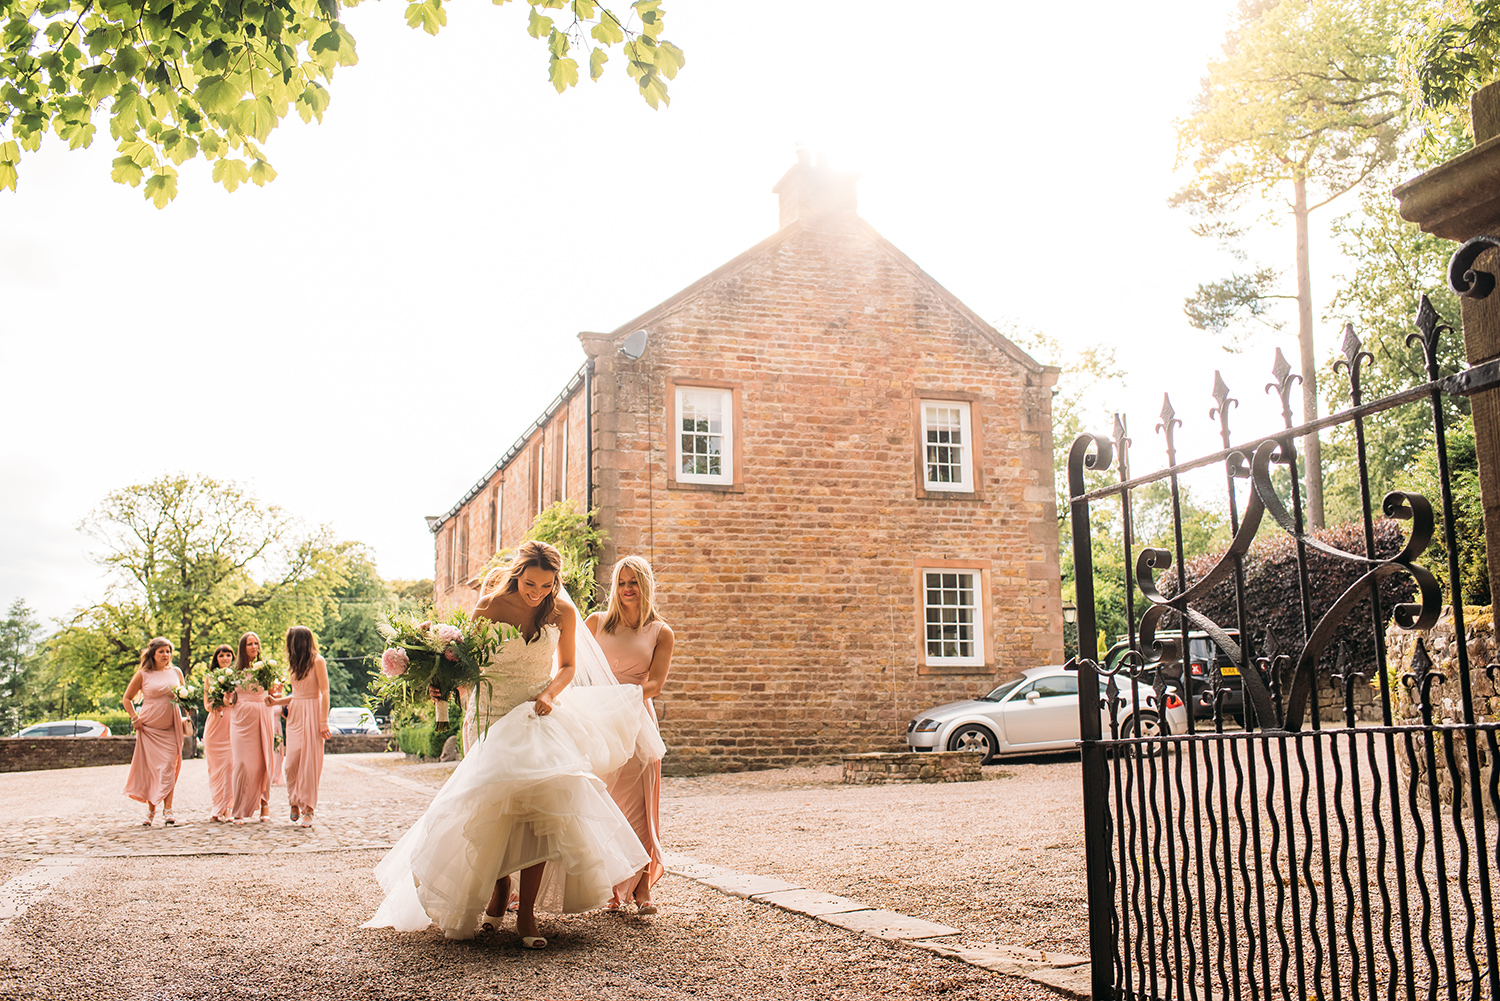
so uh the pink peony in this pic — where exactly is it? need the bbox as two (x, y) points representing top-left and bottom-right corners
(418, 620), (432, 631)
(435, 624), (462, 645)
(381, 648), (409, 677)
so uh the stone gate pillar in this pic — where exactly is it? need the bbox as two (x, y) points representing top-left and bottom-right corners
(1395, 81), (1500, 607)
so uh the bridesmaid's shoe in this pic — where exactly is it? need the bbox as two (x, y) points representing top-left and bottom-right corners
(290, 807), (299, 823)
(142, 807), (155, 827)
(520, 936), (547, 950)
(297, 810), (313, 828)
(258, 804), (271, 823)
(635, 902), (658, 917)
(163, 809), (176, 826)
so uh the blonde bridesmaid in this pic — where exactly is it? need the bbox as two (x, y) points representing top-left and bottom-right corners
(228, 631), (276, 823)
(271, 625), (331, 827)
(122, 637), (187, 826)
(201, 643), (236, 823)
(586, 556), (674, 915)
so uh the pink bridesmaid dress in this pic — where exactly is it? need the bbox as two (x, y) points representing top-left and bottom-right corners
(283, 684), (325, 816)
(229, 682), (275, 820)
(595, 620), (666, 899)
(123, 668), (184, 807)
(202, 705), (235, 820)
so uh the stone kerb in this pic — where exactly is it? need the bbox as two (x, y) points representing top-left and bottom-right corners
(841, 750), (983, 784)
(1385, 606), (1498, 818)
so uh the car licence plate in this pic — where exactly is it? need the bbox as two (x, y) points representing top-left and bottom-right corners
(1221, 666), (1240, 676)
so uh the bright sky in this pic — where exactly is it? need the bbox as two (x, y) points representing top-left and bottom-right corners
(1, 0), (1387, 624)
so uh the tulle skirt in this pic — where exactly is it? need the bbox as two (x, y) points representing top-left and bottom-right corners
(364, 684), (663, 939)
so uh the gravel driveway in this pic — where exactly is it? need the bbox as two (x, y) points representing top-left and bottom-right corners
(0, 752), (1088, 1000)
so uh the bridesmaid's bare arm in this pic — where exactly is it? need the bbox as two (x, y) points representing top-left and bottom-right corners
(314, 655), (332, 739)
(122, 670), (144, 723)
(640, 624), (676, 701)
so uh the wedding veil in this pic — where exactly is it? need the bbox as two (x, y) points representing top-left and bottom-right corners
(558, 586), (666, 764)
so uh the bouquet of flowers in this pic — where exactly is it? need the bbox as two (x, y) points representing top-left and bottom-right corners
(251, 657), (284, 694)
(200, 660), (239, 710)
(372, 610), (517, 723)
(172, 679), (200, 714)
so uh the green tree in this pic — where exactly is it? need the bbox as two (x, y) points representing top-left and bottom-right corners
(0, 0), (683, 203)
(0, 598), (42, 732)
(1173, 0), (1411, 530)
(1410, 0), (1500, 126)
(80, 472), (338, 680)
(475, 498), (607, 611)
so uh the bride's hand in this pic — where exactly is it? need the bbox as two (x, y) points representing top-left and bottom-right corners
(533, 691), (555, 717)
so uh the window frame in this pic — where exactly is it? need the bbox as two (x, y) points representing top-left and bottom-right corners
(666, 379), (743, 492)
(912, 393), (986, 501)
(913, 559), (992, 674)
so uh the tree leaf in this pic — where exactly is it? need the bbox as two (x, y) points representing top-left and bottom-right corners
(248, 159), (277, 186)
(212, 157), (251, 192)
(0, 161), (16, 193)
(527, 7), (552, 39)
(591, 13), (624, 45)
(143, 170), (178, 209)
(110, 155), (144, 186)
(549, 54), (579, 93)
(589, 46), (607, 80)
(195, 75), (240, 116)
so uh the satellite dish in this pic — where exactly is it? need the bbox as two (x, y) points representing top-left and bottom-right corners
(619, 329), (649, 360)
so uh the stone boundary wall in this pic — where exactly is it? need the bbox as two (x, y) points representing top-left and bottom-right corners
(1385, 606), (1497, 818)
(0, 733), (394, 772)
(841, 750), (983, 784)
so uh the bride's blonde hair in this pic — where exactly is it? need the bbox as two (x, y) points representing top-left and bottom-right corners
(599, 555), (662, 634)
(480, 540), (563, 640)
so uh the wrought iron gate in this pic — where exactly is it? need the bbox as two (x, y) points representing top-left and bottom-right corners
(1070, 239), (1500, 1001)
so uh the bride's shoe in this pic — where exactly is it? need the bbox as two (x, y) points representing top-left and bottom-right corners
(520, 935), (547, 950)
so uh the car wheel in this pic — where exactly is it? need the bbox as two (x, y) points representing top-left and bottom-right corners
(1121, 711), (1165, 757)
(947, 724), (998, 764)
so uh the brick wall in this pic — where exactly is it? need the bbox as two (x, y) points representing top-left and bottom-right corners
(434, 391), (588, 612)
(585, 213), (1063, 773)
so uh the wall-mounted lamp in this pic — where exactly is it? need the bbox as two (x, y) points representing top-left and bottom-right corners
(1062, 602), (1078, 625)
(619, 329), (649, 360)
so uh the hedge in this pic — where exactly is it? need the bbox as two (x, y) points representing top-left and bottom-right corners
(395, 721), (460, 759)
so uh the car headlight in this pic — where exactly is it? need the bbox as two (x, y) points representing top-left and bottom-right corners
(912, 718), (941, 733)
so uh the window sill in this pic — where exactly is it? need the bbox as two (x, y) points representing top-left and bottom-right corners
(918, 663), (993, 676)
(666, 479), (745, 493)
(915, 489), (983, 502)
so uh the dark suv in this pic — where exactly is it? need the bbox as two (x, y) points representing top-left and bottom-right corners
(1139, 630), (1250, 726)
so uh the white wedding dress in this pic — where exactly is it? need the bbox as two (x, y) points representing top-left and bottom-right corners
(365, 622), (662, 938)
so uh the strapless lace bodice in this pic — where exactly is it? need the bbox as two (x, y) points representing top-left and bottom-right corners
(462, 623), (558, 749)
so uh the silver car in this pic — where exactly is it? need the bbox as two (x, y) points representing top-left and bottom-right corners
(905, 664), (1187, 764)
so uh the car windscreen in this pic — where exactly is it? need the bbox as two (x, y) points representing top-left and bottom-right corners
(981, 677), (1025, 701)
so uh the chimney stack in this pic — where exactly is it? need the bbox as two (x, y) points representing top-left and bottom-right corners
(772, 149), (859, 228)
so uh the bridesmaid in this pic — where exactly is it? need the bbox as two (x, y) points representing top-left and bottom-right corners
(586, 556), (674, 915)
(228, 631), (276, 823)
(201, 643), (236, 823)
(271, 625), (331, 828)
(122, 637), (187, 826)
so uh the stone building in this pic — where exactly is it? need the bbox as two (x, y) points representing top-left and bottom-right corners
(428, 154), (1064, 772)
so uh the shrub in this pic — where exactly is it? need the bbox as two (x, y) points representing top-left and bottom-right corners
(1162, 517), (1419, 680)
(395, 720), (459, 758)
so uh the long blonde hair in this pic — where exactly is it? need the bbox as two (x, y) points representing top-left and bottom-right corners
(600, 555), (663, 634)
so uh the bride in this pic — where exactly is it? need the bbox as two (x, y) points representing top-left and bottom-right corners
(364, 540), (662, 948)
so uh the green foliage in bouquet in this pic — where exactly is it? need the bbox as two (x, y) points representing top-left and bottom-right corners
(369, 609), (518, 724)
(251, 657), (285, 693)
(195, 659), (240, 711)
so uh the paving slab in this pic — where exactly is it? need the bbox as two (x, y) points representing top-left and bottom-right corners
(819, 907), (960, 941)
(665, 859), (735, 880)
(697, 870), (802, 898)
(752, 888), (870, 916)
